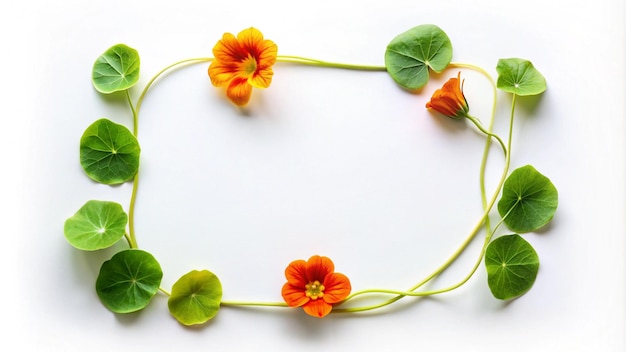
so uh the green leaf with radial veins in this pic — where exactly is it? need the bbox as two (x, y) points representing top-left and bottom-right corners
(496, 58), (546, 96)
(384, 24), (452, 90)
(79, 118), (140, 185)
(96, 249), (163, 313)
(92, 44), (140, 94)
(485, 234), (539, 300)
(64, 200), (127, 250)
(498, 165), (558, 233)
(168, 270), (223, 326)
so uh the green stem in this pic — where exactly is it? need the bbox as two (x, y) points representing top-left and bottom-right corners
(221, 301), (289, 308)
(125, 90), (139, 249)
(125, 58), (214, 251)
(276, 55), (387, 71)
(449, 63), (498, 234)
(466, 114), (507, 156)
(334, 87), (517, 315)
(136, 57), (214, 115)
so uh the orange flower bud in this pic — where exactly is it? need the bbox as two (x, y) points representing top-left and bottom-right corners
(425, 72), (469, 119)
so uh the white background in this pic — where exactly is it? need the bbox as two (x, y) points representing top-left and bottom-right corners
(2, 0), (624, 351)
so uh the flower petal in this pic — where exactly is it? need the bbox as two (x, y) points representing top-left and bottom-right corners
(281, 283), (310, 307)
(284, 259), (308, 288)
(302, 299), (333, 318)
(256, 39), (278, 67)
(226, 77), (253, 106)
(248, 67), (274, 89)
(425, 72), (469, 118)
(306, 255), (334, 283)
(208, 61), (238, 87)
(237, 28), (265, 53)
(322, 272), (351, 304)
(213, 32), (247, 62)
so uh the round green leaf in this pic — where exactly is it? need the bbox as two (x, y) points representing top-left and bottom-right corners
(168, 270), (223, 326)
(384, 24), (453, 90)
(80, 118), (141, 185)
(498, 165), (558, 233)
(64, 200), (127, 250)
(496, 58), (546, 96)
(92, 44), (140, 94)
(96, 249), (163, 313)
(485, 234), (539, 300)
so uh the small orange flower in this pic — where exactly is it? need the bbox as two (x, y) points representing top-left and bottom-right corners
(208, 27), (278, 106)
(281, 255), (351, 318)
(425, 72), (469, 119)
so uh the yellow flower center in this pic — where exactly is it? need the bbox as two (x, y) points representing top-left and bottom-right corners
(305, 280), (325, 300)
(241, 54), (258, 76)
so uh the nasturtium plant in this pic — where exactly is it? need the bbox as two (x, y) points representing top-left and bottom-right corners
(168, 270), (223, 326)
(92, 44), (141, 94)
(485, 234), (540, 300)
(498, 165), (558, 233)
(384, 24), (452, 90)
(80, 118), (141, 185)
(96, 249), (163, 313)
(496, 58), (547, 96)
(66, 25), (558, 324)
(64, 200), (127, 250)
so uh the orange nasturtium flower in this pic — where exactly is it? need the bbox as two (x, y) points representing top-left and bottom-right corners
(208, 27), (278, 106)
(281, 255), (351, 318)
(425, 72), (469, 119)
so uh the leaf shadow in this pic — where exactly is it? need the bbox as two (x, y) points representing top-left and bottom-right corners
(94, 89), (128, 109)
(502, 91), (547, 117)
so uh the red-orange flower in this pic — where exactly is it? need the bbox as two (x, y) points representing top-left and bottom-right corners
(281, 255), (351, 318)
(425, 72), (469, 119)
(208, 27), (278, 106)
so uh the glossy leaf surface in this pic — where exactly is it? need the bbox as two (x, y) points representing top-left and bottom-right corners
(498, 165), (558, 233)
(92, 44), (140, 94)
(485, 234), (539, 300)
(79, 118), (140, 185)
(96, 249), (163, 313)
(64, 200), (127, 250)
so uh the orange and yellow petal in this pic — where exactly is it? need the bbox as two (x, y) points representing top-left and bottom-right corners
(208, 61), (238, 87)
(282, 283), (310, 307)
(226, 77), (253, 106)
(248, 67), (274, 89)
(284, 259), (308, 288)
(321, 272), (351, 304)
(305, 255), (335, 283)
(426, 72), (469, 118)
(213, 32), (247, 62)
(302, 299), (333, 318)
(208, 27), (278, 106)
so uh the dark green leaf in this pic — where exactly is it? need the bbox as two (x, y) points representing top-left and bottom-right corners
(80, 118), (140, 185)
(498, 165), (558, 233)
(485, 234), (539, 300)
(96, 249), (163, 313)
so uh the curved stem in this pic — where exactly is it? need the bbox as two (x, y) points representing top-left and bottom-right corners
(335, 88), (517, 315)
(449, 63), (498, 229)
(466, 114), (507, 156)
(125, 58), (214, 251)
(277, 55), (387, 71)
(221, 301), (289, 308)
(136, 57), (214, 115)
